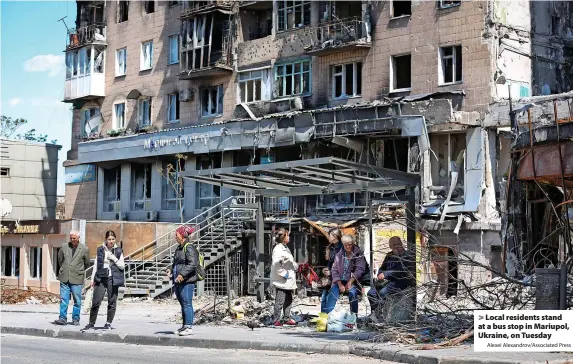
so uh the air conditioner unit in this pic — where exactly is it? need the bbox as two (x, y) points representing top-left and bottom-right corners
(115, 212), (127, 221)
(146, 211), (158, 222)
(179, 88), (193, 102)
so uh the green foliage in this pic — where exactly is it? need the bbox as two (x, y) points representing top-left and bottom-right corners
(1, 115), (56, 143)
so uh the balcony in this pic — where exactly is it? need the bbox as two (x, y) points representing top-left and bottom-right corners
(180, 0), (233, 18)
(64, 45), (105, 102)
(303, 17), (371, 57)
(64, 73), (105, 102)
(66, 23), (106, 51)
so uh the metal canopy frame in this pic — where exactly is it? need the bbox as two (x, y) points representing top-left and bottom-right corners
(180, 156), (419, 302)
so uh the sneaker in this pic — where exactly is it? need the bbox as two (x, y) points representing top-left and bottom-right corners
(81, 324), (94, 332)
(273, 320), (283, 327)
(54, 318), (67, 326)
(71, 320), (80, 326)
(176, 326), (186, 333)
(178, 326), (193, 336)
(283, 319), (297, 326)
(103, 323), (112, 330)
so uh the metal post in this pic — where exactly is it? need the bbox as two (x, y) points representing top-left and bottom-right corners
(256, 196), (265, 302)
(368, 193), (375, 289)
(406, 186), (416, 253)
(222, 208), (231, 312)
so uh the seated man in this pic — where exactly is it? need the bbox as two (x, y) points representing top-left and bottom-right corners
(367, 236), (415, 316)
(322, 234), (367, 315)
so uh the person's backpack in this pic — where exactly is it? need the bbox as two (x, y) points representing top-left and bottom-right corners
(183, 242), (205, 281)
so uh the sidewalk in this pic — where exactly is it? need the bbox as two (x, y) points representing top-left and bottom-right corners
(1, 304), (571, 364)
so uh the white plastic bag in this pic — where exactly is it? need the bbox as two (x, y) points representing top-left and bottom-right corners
(327, 309), (357, 332)
(82, 287), (93, 314)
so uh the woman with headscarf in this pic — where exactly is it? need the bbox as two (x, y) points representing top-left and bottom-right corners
(167, 225), (200, 336)
(270, 228), (299, 326)
(82, 230), (125, 331)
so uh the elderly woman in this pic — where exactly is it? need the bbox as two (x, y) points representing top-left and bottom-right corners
(322, 234), (367, 315)
(270, 228), (299, 326)
(321, 228), (342, 311)
(167, 225), (200, 336)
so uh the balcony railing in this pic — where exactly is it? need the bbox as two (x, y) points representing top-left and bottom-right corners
(64, 73), (105, 102)
(304, 17), (370, 56)
(181, 0), (232, 18)
(67, 23), (106, 50)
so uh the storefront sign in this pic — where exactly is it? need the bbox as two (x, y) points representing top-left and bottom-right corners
(0, 220), (61, 235)
(65, 164), (96, 184)
(143, 134), (210, 151)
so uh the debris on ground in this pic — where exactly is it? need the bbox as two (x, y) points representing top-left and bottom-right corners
(1, 286), (59, 304)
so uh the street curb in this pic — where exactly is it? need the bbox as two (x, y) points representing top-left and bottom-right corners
(0, 326), (349, 355)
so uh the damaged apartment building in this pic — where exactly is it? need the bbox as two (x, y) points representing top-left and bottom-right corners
(62, 0), (573, 298)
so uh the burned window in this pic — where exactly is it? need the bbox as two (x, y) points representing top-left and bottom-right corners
(138, 98), (152, 127)
(391, 54), (411, 91)
(168, 93), (180, 123)
(277, 0), (310, 31)
(238, 70), (269, 103)
(439, 0), (461, 9)
(240, 2), (273, 40)
(201, 85), (224, 117)
(163, 158), (185, 210)
(29, 247), (42, 279)
(196, 155), (221, 209)
(439, 45), (462, 84)
(429, 133), (466, 195)
(104, 166), (121, 212)
(144, 1), (154, 13)
(117, 1), (129, 23)
(391, 0), (411, 17)
(131, 163), (152, 211)
(332, 62), (362, 99)
(1, 246), (20, 277)
(275, 60), (311, 98)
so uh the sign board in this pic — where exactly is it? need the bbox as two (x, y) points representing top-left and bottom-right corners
(0, 220), (61, 235)
(65, 164), (96, 184)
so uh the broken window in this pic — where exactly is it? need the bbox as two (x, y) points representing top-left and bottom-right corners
(238, 70), (269, 103)
(29, 247), (42, 279)
(131, 163), (152, 211)
(104, 166), (121, 212)
(72, 51), (79, 77)
(240, 2), (273, 40)
(391, 0), (411, 18)
(1, 246), (19, 277)
(168, 93), (180, 123)
(391, 54), (411, 91)
(1, 168), (9, 177)
(169, 34), (179, 64)
(438, 0), (461, 9)
(275, 60), (311, 98)
(114, 103), (126, 129)
(141, 41), (154, 70)
(117, 1), (129, 23)
(429, 133), (466, 198)
(439, 45), (462, 85)
(180, 13), (231, 71)
(93, 47), (104, 73)
(164, 158), (185, 210)
(144, 1), (154, 14)
(319, 1), (362, 22)
(196, 155), (221, 209)
(277, 0), (310, 31)
(332, 62), (362, 99)
(52, 247), (61, 279)
(201, 85), (224, 117)
(82, 107), (101, 137)
(116, 47), (127, 76)
(138, 98), (152, 127)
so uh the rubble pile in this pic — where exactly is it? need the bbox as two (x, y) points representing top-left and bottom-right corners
(1, 286), (59, 304)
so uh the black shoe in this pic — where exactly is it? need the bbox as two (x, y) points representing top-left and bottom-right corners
(71, 320), (80, 326)
(103, 323), (112, 330)
(54, 318), (67, 326)
(81, 324), (94, 332)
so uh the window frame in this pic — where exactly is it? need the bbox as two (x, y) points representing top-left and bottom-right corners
(131, 163), (152, 211)
(438, 45), (463, 86)
(168, 34), (180, 65)
(113, 102), (126, 130)
(1, 246), (19, 277)
(195, 155), (221, 209)
(28, 246), (42, 279)
(390, 0), (412, 18)
(389, 53), (412, 93)
(438, 0), (461, 9)
(274, 59), (312, 98)
(115, 47), (127, 77)
(237, 69), (270, 104)
(167, 93), (180, 123)
(117, 0), (129, 23)
(200, 85), (224, 118)
(104, 166), (121, 212)
(163, 159), (185, 210)
(81, 107), (101, 137)
(140, 40), (154, 71)
(138, 98), (152, 127)
(1, 167), (9, 177)
(331, 62), (362, 100)
(277, 0), (311, 32)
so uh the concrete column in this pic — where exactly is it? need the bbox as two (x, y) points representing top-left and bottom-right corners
(151, 160), (163, 212)
(41, 239), (51, 291)
(20, 244), (28, 289)
(97, 166), (105, 219)
(184, 155), (197, 220)
(120, 163), (131, 213)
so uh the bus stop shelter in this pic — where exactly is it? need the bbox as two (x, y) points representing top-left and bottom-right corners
(180, 157), (420, 300)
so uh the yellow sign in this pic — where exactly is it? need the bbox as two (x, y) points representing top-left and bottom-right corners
(1, 225), (40, 234)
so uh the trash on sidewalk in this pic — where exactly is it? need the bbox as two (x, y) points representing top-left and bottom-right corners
(327, 309), (356, 333)
(1, 286), (59, 304)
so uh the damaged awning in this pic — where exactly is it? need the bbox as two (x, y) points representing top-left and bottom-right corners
(180, 157), (419, 197)
(303, 217), (361, 239)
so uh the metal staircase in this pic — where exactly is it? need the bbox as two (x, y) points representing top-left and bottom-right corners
(83, 196), (256, 299)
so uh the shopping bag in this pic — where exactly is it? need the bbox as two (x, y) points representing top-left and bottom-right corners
(316, 312), (328, 332)
(327, 309), (356, 333)
(82, 287), (93, 314)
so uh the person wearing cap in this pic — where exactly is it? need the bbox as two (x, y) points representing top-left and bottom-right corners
(167, 225), (199, 336)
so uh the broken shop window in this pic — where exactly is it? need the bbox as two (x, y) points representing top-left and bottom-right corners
(390, 54), (412, 92)
(104, 166), (121, 212)
(29, 247), (42, 279)
(439, 45), (462, 85)
(238, 70), (271, 103)
(371, 138), (419, 173)
(201, 85), (224, 117)
(275, 60), (311, 98)
(131, 163), (152, 211)
(332, 62), (362, 99)
(277, 0), (311, 31)
(138, 98), (152, 127)
(240, 2), (273, 40)
(429, 133), (466, 200)
(391, 0), (411, 18)
(163, 158), (185, 210)
(144, 1), (154, 14)
(428, 246), (458, 298)
(117, 1), (129, 23)
(438, 0), (461, 9)
(196, 154), (221, 209)
(1, 246), (20, 277)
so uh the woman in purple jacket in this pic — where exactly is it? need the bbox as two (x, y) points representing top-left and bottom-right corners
(322, 234), (367, 314)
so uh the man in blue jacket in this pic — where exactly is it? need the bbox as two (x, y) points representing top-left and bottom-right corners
(367, 236), (415, 316)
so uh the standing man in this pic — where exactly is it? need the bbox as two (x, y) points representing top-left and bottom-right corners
(54, 230), (90, 326)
